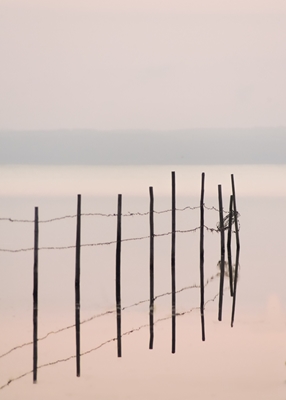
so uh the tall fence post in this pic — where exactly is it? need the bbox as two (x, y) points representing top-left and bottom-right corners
(227, 195), (234, 297)
(218, 185), (225, 321)
(75, 194), (81, 377)
(231, 175), (240, 327)
(33, 207), (39, 383)
(171, 171), (176, 354)
(200, 172), (205, 341)
(116, 194), (122, 357)
(149, 187), (154, 350)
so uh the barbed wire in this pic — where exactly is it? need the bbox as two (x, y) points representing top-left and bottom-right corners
(0, 272), (219, 361)
(0, 225), (224, 253)
(0, 291), (220, 391)
(204, 205), (224, 213)
(0, 204), (230, 224)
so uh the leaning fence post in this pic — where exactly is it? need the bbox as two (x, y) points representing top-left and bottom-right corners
(218, 185), (225, 321)
(227, 195), (234, 297)
(116, 194), (122, 357)
(171, 171), (176, 353)
(33, 207), (39, 384)
(231, 175), (240, 327)
(200, 173), (205, 341)
(75, 194), (81, 377)
(149, 187), (154, 350)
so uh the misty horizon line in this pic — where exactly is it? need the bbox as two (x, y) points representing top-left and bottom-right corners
(1, 126), (285, 132)
(1, 128), (285, 165)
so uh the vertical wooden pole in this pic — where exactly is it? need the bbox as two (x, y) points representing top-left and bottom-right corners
(227, 195), (234, 297)
(231, 175), (240, 327)
(149, 187), (154, 350)
(200, 173), (206, 341)
(218, 185), (225, 321)
(116, 194), (122, 357)
(75, 194), (81, 377)
(33, 207), (39, 383)
(171, 171), (176, 353)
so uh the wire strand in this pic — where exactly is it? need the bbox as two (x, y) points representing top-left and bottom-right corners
(0, 204), (226, 224)
(0, 225), (225, 253)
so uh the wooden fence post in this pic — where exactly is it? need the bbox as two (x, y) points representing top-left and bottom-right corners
(227, 195), (234, 297)
(149, 187), (154, 350)
(75, 194), (81, 377)
(218, 185), (225, 321)
(231, 175), (240, 327)
(33, 207), (39, 383)
(116, 194), (122, 357)
(171, 172), (176, 353)
(200, 173), (205, 341)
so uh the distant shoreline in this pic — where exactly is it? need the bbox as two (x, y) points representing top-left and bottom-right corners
(1, 128), (285, 165)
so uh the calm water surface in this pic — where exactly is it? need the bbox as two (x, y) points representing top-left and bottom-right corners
(0, 164), (285, 399)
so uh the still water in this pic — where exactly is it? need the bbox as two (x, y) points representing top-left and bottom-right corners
(0, 164), (285, 399)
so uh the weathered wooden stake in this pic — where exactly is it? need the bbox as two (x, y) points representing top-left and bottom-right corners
(227, 195), (234, 297)
(116, 194), (122, 357)
(218, 185), (225, 321)
(33, 207), (39, 384)
(75, 194), (81, 377)
(149, 187), (154, 350)
(231, 175), (240, 327)
(171, 171), (176, 353)
(200, 173), (206, 341)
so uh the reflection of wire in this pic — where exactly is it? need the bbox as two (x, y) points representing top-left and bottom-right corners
(0, 311), (114, 360)
(0, 273), (219, 360)
(0, 292), (220, 391)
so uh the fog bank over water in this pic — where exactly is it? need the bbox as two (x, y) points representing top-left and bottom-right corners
(1, 128), (285, 165)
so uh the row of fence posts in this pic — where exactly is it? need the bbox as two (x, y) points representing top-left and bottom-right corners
(32, 171), (240, 383)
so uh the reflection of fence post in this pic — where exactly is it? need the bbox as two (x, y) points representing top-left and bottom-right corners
(227, 195), (234, 297)
(171, 172), (176, 353)
(33, 207), (39, 384)
(218, 185), (225, 321)
(200, 173), (205, 341)
(75, 194), (81, 377)
(116, 194), (122, 357)
(149, 187), (154, 350)
(231, 175), (240, 327)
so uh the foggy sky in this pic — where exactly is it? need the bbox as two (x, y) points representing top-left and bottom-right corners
(1, 0), (286, 130)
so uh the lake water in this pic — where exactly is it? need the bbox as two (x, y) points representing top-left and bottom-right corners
(0, 164), (285, 399)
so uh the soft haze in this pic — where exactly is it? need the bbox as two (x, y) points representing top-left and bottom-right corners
(1, 0), (286, 130)
(1, 129), (286, 165)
